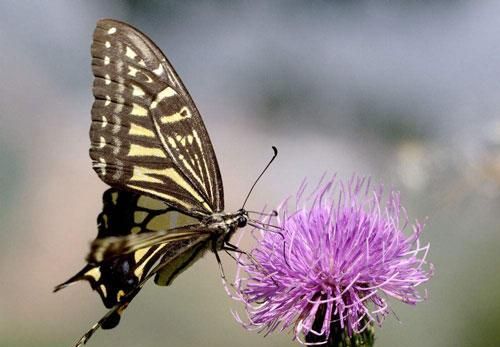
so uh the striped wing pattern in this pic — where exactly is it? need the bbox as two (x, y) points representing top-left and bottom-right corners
(90, 19), (223, 215)
(54, 189), (210, 329)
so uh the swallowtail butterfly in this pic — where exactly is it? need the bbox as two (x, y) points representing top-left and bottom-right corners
(55, 18), (276, 346)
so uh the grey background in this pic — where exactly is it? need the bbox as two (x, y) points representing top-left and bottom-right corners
(0, 1), (499, 346)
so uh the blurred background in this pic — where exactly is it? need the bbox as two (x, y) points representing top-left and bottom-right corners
(0, 1), (499, 346)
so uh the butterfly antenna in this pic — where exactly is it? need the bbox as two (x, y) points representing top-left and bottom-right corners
(241, 146), (278, 209)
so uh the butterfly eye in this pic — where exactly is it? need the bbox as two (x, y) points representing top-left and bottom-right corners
(237, 216), (247, 228)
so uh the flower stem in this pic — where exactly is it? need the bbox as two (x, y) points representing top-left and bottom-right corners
(305, 304), (375, 347)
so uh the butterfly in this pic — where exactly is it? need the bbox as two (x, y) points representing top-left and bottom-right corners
(54, 18), (277, 346)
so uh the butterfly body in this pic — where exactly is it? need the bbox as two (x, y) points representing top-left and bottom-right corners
(206, 209), (248, 248)
(54, 19), (258, 346)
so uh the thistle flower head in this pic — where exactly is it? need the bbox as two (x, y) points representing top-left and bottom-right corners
(233, 176), (433, 344)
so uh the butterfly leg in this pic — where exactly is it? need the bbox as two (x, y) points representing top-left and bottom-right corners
(212, 241), (227, 281)
(223, 249), (245, 267)
(222, 242), (252, 266)
(223, 241), (244, 253)
(223, 242), (260, 267)
(223, 242), (280, 288)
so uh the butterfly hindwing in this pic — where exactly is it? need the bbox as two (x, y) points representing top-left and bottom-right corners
(90, 19), (223, 215)
(54, 189), (209, 329)
(153, 237), (211, 287)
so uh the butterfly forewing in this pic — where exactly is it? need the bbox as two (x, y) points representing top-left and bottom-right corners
(90, 19), (223, 215)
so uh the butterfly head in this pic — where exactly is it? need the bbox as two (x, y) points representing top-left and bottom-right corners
(236, 209), (249, 228)
(208, 209), (248, 247)
(220, 208), (248, 229)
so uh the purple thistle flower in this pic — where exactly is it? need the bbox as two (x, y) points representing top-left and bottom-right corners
(232, 176), (433, 345)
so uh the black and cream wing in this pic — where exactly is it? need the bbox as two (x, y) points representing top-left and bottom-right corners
(90, 19), (223, 215)
(54, 189), (210, 329)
